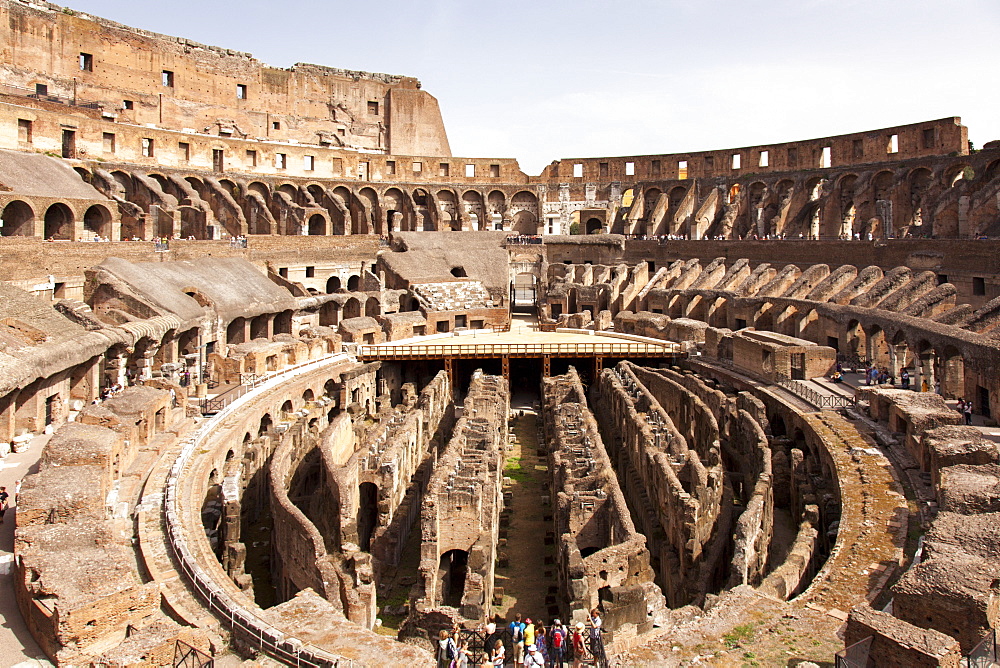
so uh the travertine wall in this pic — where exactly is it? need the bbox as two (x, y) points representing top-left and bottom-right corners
(0, 0), (449, 156)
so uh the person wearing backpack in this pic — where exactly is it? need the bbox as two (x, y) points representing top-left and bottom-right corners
(437, 629), (458, 668)
(548, 619), (566, 667)
(509, 614), (526, 663)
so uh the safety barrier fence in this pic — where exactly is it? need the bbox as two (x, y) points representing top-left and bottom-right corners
(966, 628), (998, 668)
(834, 635), (871, 668)
(1, 82), (102, 109)
(453, 627), (608, 667)
(358, 341), (678, 359)
(164, 354), (355, 667)
(775, 373), (856, 410)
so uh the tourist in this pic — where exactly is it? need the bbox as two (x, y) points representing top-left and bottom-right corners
(14, 478), (22, 505)
(548, 619), (566, 667)
(0, 486), (8, 524)
(964, 399), (973, 425)
(830, 371), (843, 383)
(588, 609), (602, 643)
(523, 644), (544, 667)
(571, 622), (587, 668)
(490, 638), (505, 667)
(534, 625), (548, 665)
(901, 368), (910, 390)
(437, 629), (458, 668)
(509, 614), (525, 663)
(523, 618), (535, 649)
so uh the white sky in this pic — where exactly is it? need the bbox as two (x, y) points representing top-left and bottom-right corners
(67, 0), (1000, 176)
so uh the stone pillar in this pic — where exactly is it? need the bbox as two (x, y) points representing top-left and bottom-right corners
(105, 349), (129, 389)
(0, 390), (18, 443)
(138, 345), (159, 381)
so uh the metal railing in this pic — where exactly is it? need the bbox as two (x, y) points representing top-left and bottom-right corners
(174, 640), (214, 667)
(837, 353), (870, 371)
(835, 635), (872, 668)
(358, 341), (679, 359)
(774, 373), (856, 409)
(164, 354), (355, 667)
(452, 626), (608, 667)
(966, 628), (998, 667)
(0, 82), (102, 109)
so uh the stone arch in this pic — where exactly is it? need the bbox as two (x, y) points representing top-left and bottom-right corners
(412, 188), (434, 231)
(326, 276), (342, 293)
(343, 296), (362, 319)
(219, 179), (240, 198)
(319, 300), (341, 326)
(437, 189), (460, 231)
(944, 163), (972, 188)
(358, 187), (380, 234)
(511, 210), (537, 235)
(462, 190), (484, 230)
(1, 200), (35, 237)
(84, 204), (113, 238)
(43, 202), (74, 240)
(835, 174), (859, 238)
(983, 159), (1000, 184)
(938, 345), (964, 398)
(586, 218), (603, 234)
(331, 186), (353, 235)
(307, 214), (326, 236)
(383, 187), (406, 232)
(487, 190), (506, 230)
(347, 275), (361, 292)
(277, 183), (298, 201)
(248, 181), (270, 199)
(365, 297), (381, 317)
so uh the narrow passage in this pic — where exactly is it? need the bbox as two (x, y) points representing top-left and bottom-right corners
(493, 403), (553, 620)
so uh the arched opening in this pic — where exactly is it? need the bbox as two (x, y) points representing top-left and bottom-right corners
(450, 266), (467, 277)
(326, 276), (342, 293)
(343, 298), (362, 320)
(1, 200), (34, 237)
(938, 346), (964, 398)
(358, 482), (379, 552)
(302, 388), (314, 403)
(280, 400), (294, 420)
(319, 301), (341, 326)
(250, 314), (269, 340)
(347, 275), (361, 292)
(44, 203), (73, 240)
(512, 273), (537, 312)
(227, 318), (246, 345)
(365, 297), (380, 317)
(439, 549), (469, 608)
(273, 310), (292, 335)
(258, 413), (272, 437)
(84, 205), (112, 239)
(586, 218), (603, 234)
(307, 214), (326, 236)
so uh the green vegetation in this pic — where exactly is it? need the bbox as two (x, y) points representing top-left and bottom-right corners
(723, 622), (756, 649)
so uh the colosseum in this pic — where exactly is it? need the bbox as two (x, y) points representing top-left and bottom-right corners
(0, 1), (998, 666)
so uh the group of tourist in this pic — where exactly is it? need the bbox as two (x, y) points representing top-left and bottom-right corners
(506, 235), (543, 245)
(957, 398), (975, 425)
(436, 609), (603, 667)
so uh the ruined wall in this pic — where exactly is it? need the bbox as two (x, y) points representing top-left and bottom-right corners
(411, 371), (507, 628)
(0, 0), (449, 156)
(14, 386), (206, 665)
(591, 361), (730, 607)
(542, 368), (667, 634)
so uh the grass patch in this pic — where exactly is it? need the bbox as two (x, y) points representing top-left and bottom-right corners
(505, 456), (531, 483)
(723, 622), (756, 649)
